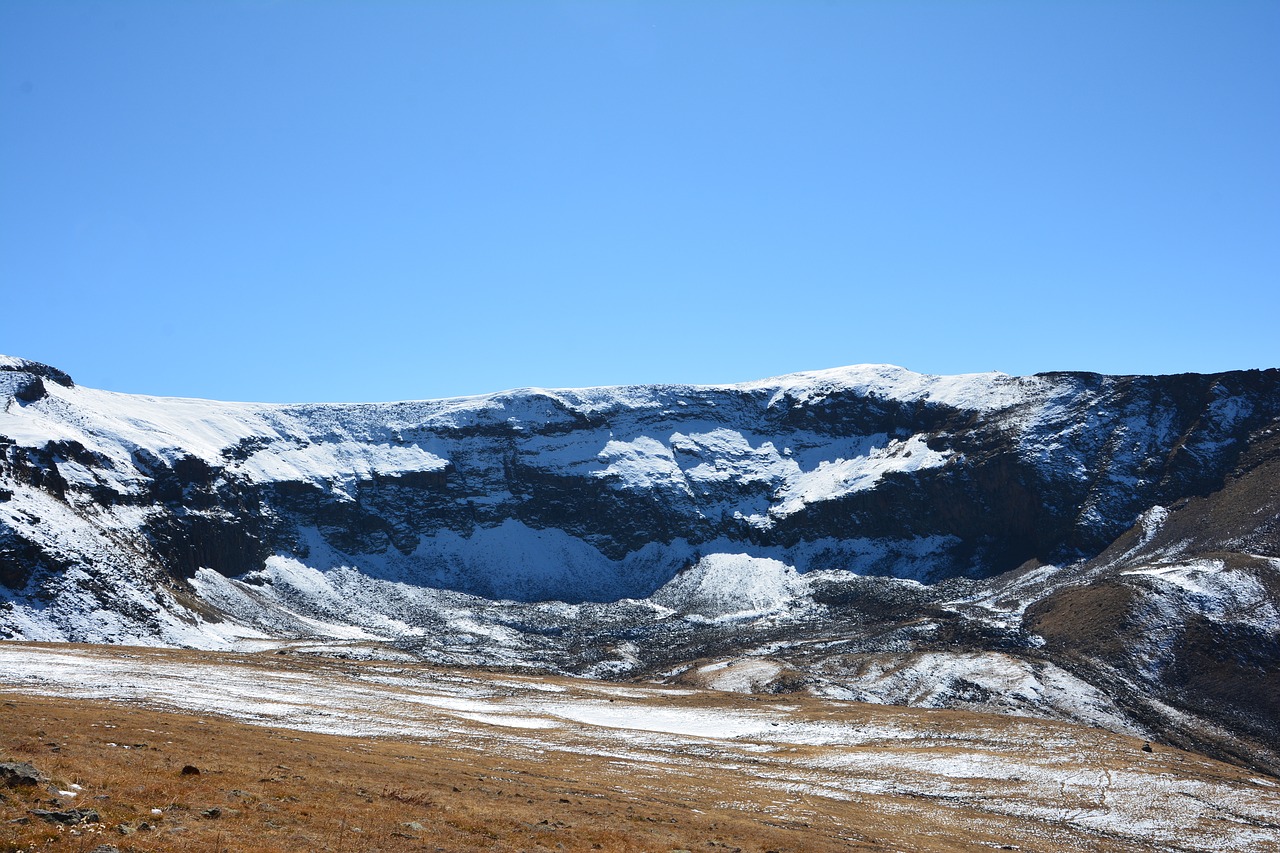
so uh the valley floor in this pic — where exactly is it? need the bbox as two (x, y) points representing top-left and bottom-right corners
(1, 642), (1278, 852)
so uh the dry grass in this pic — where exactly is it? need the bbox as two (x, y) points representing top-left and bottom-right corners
(0, 692), (865, 853)
(3, 645), (1278, 852)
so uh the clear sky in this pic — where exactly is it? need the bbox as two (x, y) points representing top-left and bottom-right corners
(2, 1), (1277, 403)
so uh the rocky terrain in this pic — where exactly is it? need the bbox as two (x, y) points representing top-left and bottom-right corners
(2, 354), (1278, 778)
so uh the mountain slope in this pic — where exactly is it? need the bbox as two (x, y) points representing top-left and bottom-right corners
(2, 355), (1278, 774)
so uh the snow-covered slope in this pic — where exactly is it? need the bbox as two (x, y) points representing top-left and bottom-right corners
(2, 355), (1279, 774)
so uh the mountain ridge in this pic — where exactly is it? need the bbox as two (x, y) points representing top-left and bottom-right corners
(2, 355), (1279, 775)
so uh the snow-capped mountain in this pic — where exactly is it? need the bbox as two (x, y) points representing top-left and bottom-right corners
(2, 355), (1278, 775)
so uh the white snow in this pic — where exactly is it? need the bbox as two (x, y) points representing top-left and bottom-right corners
(738, 364), (1032, 412)
(1121, 560), (1280, 631)
(594, 436), (691, 494)
(769, 434), (947, 518)
(692, 658), (785, 693)
(651, 554), (809, 620)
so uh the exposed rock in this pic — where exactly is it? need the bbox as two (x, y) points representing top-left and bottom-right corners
(13, 376), (46, 403)
(30, 808), (100, 825)
(0, 761), (43, 787)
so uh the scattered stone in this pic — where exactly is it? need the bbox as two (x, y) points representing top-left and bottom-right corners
(0, 761), (44, 787)
(30, 808), (101, 825)
(202, 807), (222, 819)
(1142, 742), (1154, 753)
(181, 764), (201, 775)
(8, 816), (30, 825)
(403, 821), (427, 832)
(116, 824), (136, 835)
(89, 846), (121, 853)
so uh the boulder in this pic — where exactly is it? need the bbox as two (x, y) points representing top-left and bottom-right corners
(0, 761), (43, 787)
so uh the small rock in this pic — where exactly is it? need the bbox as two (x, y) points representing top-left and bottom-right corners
(1142, 742), (1154, 753)
(8, 816), (30, 825)
(89, 846), (121, 853)
(202, 807), (222, 819)
(30, 808), (101, 825)
(116, 823), (136, 835)
(0, 761), (44, 787)
(181, 764), (201, 775)
(403, 821), (427, 832)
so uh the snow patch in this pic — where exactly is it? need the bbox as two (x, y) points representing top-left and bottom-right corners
(651, 554), (809, 620)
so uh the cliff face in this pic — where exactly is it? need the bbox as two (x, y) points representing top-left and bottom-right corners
(2, 355), (1279, 773)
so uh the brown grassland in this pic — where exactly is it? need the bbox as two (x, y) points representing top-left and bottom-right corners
(3, 691), (908, 853)
(2, 645), (1277, 852)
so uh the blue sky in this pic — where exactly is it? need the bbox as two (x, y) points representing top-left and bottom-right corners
(2, 1), (1277, 402)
